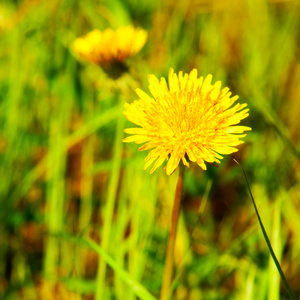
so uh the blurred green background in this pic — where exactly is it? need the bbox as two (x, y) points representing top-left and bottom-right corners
(1, 0), (300, 299)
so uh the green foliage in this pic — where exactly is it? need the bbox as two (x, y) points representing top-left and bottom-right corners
(0, 0), (300, 299)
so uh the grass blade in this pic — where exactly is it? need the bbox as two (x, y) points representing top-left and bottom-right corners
(85, 238), (157, 300)
(234, 159), (296, 300)
(96, 98), (124, 300)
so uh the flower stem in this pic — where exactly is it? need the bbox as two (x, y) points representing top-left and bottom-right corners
(160, 165), (185, 300)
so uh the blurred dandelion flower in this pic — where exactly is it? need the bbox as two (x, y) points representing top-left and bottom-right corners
(73, 25), (147, 69)
(123, 68), (251, 175)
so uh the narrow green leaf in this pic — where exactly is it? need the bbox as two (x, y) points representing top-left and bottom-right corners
(234, 159), (296, 300)
(85, 238), (157, 300)
(60, 234), (157, 300)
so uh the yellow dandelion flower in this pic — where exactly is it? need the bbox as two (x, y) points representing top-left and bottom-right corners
(123, 68), (251, 175)
(73, 25), (147, 68)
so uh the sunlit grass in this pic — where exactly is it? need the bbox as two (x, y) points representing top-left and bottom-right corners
(0, 0), (300, 299)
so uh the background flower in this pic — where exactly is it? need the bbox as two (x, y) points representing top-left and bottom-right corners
(73, 25), (148, 68)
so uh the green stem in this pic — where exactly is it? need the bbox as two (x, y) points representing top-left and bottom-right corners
(234, 159), (296, 300)
(44, 119), (66, 279)
(160, 165), (185, 300)
(95, 98), (124, 300)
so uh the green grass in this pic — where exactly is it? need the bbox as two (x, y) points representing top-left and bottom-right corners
(1, 0), (300, 299)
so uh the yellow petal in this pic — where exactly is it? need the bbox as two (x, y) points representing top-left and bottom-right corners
(166, 154), (180, 175)
(150, 156), (166, 174)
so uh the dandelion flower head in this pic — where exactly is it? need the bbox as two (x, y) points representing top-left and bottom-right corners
(123, 68), (251, 175)
(73, 25), (147, 68)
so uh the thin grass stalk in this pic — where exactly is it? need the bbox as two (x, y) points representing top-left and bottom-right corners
(113, 178), (132, 300)
(43, 73), (72, 278)
(44, 120), (65, 279)
(96, 97), (124, 300)
(78, 136), (94, 233)
(234, 159), (296, 300)
(75, 136), (95, 278)
(86, 238), (156, 300)
(268, 198), (282, 300)
(245, 265), (256, 300)
(160, 165), (185, 300)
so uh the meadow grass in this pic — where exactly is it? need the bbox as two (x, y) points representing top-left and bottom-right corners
(1, 0), (300, 299)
